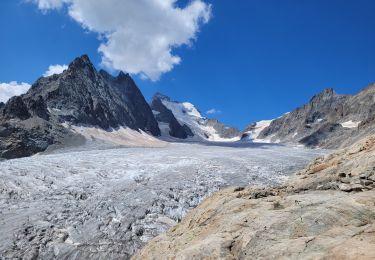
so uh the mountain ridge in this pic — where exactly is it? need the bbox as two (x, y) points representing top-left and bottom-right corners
(0, 55), (241, 159)
(246, 83), (375, 148)
(0, 55), (161, 159)
(2, 54), (375, 158)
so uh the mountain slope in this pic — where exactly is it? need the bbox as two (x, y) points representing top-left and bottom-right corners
(241, 120), (273, 142)
(151, 93), (193, 139)
(256, 84), (375, 148)
(23, 55), (160, 134)
(0, 55), (161, 159)
(151, 93), (240, 141)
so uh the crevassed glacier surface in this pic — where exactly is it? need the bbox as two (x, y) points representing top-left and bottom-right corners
(0, 142), (325, 259)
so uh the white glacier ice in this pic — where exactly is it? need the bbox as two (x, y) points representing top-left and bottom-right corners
(0, 142), (325, 259)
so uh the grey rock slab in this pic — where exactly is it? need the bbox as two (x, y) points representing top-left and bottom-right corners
(339, 183), (352, 192)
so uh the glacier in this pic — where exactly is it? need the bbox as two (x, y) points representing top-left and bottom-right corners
(0, 142), (325, 259)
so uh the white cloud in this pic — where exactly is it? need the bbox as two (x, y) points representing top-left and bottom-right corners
(0, 82), (31, 103)
(30, 0), (211, 81)
(43, 64), (68, 77)
(30, 0), (69, 10)
(206, 108), (222, 115)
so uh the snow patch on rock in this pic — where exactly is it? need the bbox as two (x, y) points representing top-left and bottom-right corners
(340, 120), (361, 128)
(243, 120), (273, 143)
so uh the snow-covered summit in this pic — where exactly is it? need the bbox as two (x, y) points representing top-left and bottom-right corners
(151, 93), (241, 142)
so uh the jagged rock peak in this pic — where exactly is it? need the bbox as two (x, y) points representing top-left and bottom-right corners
(68, 54), (95, 72)
(117, 71), (130, 79)
(0, 54), (162, 159)
(98, 70), (131, 83)
(98, 69), (111, 77)
(309, 88), (337, 102)
(153, 92), (171, 102)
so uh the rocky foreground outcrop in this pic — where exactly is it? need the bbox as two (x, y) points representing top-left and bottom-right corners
(134, 135), (375, 259)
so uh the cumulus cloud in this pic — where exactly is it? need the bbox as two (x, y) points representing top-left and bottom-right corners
(43, 64), (68, 77)
(0, 82), (31, 103)
(206, 108), (221, 115)
(30, 0), (212, 81)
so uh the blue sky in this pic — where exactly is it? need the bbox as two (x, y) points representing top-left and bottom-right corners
(1, 0), (375, 129)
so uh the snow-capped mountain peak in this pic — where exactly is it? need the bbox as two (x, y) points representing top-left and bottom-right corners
(151, 93), (240, 142)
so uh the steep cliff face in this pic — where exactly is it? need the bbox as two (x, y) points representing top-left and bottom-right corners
(256, 84), (375, 148)
(151, 93), (193, 139)
(0, 55), (160, 159)
(23, 55), (160, 134)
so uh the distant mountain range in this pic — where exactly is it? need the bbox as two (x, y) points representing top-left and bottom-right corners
(1, 54), (375, 159)
(0, 55), (240, 159)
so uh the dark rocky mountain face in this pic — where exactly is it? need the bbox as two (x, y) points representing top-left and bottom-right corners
(151, 93), (193, 139)
(0, 55), (160, 159)
(2, 96), (31, 120)
(0, 118), (83, 159)
(23, 55), (160, 135)
(257, 84), (375, 148)
(258, 88), (350, 143)
(344, 84), (375, 121)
